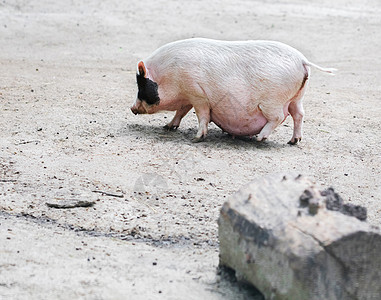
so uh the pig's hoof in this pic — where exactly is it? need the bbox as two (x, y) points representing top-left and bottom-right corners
(288, 137), (302, 145)
(255, 136), (267, 142)
(164, 124), (178, 131)
(192, 136), (205, 143)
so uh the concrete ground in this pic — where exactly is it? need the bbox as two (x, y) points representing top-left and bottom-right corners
(0, 0), (380, 299)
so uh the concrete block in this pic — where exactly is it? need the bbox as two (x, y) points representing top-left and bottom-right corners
(218, 173), (381, 300)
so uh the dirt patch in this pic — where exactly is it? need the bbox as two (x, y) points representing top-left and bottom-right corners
(0, 0), (380, 298)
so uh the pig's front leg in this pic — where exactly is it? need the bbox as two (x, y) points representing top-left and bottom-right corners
(192, 103), (210, 143)
(164, 105), (193, 131)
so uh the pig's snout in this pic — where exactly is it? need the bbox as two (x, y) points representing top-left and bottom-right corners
(131, 99), (146, 115)
(131, 106), (139, 115)
(131, 105), (147, 115)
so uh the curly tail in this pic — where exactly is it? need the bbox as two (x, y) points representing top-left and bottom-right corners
(304, 61), (337, 75)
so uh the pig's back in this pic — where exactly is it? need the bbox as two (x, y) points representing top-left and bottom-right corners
(147, 38), (307, 79)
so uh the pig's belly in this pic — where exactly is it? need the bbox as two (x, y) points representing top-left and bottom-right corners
(210, 108), (268, 137)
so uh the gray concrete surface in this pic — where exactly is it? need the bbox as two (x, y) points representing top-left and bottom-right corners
(1, 0), (380, 299)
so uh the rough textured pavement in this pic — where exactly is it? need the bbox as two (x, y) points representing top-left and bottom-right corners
(1, 0), (380, 299)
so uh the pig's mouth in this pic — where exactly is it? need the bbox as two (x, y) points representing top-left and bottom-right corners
(131, 107), (137, 115)
(130, 100), (149, 114)
(131, 101), (159, 115)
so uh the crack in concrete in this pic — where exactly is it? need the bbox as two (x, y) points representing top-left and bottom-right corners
(0, 210), (218, 249)
(290, 224), (357, 300)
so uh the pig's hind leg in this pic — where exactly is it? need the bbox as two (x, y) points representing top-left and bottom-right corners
(164, 105), (193, 131)
(288, 98), (305, 145)
(256, 103), (285, 142)
(288, 78), (308, 145)
(192, 103), (211, 143)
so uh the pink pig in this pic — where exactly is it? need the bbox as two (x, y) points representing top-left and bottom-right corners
(131, 38), (335, 144)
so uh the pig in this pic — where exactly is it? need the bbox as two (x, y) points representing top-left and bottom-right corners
(131, 38), (335, 144)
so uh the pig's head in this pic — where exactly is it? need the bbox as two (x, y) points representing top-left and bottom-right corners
(131, 61), (160, 115)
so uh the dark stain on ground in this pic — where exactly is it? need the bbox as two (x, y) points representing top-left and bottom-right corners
(0, 210), (218, 249)
(321, 187), (367, 221)
(299, 187), (367, 221)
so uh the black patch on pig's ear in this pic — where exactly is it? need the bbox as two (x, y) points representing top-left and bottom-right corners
(136, 73), (160, 105)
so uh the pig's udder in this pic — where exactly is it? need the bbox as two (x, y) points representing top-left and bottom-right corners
(210, 110), (267, 137)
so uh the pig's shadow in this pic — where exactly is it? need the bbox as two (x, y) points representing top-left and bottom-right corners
(123, 123), (288, 150)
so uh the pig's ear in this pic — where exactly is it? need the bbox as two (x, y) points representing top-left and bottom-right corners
(137, 61), (147, 78)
